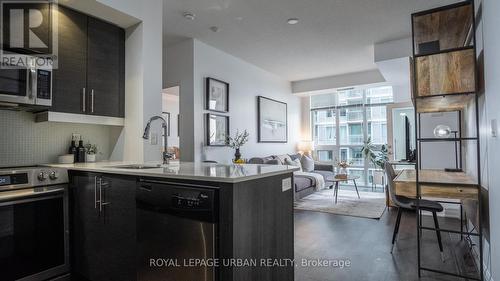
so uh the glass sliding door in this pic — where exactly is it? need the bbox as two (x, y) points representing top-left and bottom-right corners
(311, 86), (393, 188)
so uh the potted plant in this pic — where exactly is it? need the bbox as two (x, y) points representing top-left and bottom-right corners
(85, 143), (100, 163)
(335, 160), (352, 179)
(226, 130), (249, 163)
(361, 137), (388, 170)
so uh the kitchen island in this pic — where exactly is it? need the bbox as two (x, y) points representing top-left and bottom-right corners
(45, 162), (298, 281)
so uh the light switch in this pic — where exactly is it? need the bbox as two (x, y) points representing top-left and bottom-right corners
(282, 177), (292, 192)
(492, 119), (497, 138)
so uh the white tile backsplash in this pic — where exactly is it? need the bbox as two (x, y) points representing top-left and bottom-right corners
(0, 110), (116, 167)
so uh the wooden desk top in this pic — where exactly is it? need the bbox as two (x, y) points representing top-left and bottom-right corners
(394, 169), (477, 186)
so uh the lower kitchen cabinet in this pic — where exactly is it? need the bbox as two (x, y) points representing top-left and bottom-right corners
(70, 172), (136, 281)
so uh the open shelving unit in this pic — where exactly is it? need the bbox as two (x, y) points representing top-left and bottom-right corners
(411, 1), (483, 280)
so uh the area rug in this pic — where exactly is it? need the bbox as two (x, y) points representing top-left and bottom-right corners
(294, 189), (387, 219)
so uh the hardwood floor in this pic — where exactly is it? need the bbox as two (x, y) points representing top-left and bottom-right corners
(294, 208), (479, 281)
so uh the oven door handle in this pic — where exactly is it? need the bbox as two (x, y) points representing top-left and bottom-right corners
(0, 187), (65, 204)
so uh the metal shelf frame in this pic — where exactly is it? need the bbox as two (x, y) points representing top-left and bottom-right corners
(411, 1), (484, 280)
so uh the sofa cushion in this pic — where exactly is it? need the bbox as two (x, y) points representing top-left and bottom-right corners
(300, 155), (315, 172)
(275, 154), (292, 165)
(285, 158), (302, 172)
(311, 170), (335, 184)
(294, 176), (314, 192)
(264, 159), (280, 165)
(289, 153), (302, 161)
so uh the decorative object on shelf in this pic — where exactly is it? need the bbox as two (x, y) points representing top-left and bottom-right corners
(433, 124), (452, 138)
(206, 77), (229, 112)
(361, 137), (388, 169)
(258, 96), (287, 143)
(335, 160), (352, 180)
(162, 112), (171, 136)
(298, 140), (314, 156)
(206, 113), (229, 146)
(85, 142), (100, 162)
(227, 130), (249, 162)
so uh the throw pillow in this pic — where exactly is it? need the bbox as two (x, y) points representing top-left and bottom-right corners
(300, 155), (315, 172)
(285, 158), (303, 172)
(275, 154), (292, 165)
(289, 153), (302, 161)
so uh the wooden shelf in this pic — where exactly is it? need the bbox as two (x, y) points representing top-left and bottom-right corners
(415, 48), (476, 97)
(413, 93), (475, 113)
(412, 2), (473, 56)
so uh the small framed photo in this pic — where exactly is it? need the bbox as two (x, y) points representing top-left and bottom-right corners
(206, 113), (229, 146)
(206, 77), (229, 112)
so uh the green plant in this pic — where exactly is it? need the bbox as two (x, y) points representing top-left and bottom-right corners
(226, 130), (249, 149)
(85, 143), (100, 155)
(361, 137), (388, 170)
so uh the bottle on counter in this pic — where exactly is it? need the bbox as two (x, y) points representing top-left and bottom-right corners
(68, 138), (78, 162)
(77, 138), (87, 163)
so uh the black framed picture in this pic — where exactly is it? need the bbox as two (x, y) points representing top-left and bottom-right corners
(206, 113), (229, 146)
(206, 77), (229, 112)
(258, 96), (288, 143)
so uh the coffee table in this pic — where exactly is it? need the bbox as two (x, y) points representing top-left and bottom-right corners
(327, 175), (361, 204)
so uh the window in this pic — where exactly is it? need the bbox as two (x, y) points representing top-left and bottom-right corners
(310, 86), (393, 187)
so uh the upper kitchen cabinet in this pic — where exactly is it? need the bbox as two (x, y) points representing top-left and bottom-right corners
(87, 18), (125, 118)
(51, 6), (125, 119)
(52, 6), (87, 114)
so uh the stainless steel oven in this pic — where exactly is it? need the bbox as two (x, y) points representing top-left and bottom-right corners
(0, 57), (52, 108)
(0, 167), (69, 281)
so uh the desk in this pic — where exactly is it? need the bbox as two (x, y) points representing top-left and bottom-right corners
(393, 169), (478, 200)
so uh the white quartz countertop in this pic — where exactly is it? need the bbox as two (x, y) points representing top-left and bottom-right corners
(43, 161), (299, 183)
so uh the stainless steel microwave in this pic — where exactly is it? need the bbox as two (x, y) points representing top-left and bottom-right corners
(0, 57), (52, 108)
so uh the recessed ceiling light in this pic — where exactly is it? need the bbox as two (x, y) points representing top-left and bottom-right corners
(183, 12), (196, 20)
(287, 18), (299, 25)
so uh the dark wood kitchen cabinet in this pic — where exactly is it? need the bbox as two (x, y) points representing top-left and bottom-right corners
(52, 6), (125, 118)
(70, 172), (136, 281)
(52, 6), (87, 114)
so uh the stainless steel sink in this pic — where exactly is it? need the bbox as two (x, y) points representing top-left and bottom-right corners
(108, 164), (162, 169)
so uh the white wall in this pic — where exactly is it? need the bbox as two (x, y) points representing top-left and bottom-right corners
(419, 112), (460, 169)
(162, 89), (180, 148)
(165, 39), (195, 161)
(193, 40), (301, 163)
(166, 39), (301, 163)
(95, 0), (164, 162)
(482, 0), (500, 278)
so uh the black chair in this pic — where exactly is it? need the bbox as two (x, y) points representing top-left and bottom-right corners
(385, 163), (445, 261)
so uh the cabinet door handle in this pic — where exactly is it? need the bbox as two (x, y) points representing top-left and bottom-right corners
(82, 88), (86, 112)
(90, 89), (94, 113)
(94, 176), (99, 209)
(99, 178), (110, 212)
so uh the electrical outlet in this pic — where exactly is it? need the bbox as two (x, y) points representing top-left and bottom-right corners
(150, 133), (158, 145)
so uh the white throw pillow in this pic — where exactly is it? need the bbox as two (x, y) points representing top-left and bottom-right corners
(300, 155), (315, 172)
(285, 158), (302, 172)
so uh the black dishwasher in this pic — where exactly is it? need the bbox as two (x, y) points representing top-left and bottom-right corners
(136, 179), (218, 281)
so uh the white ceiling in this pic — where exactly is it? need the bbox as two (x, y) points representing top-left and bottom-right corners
(164, 0), (459, 82)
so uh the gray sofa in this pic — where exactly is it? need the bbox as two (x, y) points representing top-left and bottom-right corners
(248, 154), (335, 200)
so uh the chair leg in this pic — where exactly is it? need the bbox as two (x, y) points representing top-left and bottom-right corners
(432, 212), (445, 262)
(334, 182), (339, 204)
(353, 179), (360, 199)
(391, 208), (403, 253)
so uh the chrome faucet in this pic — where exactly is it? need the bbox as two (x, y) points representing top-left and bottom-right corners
(142, 115), (174, 164)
